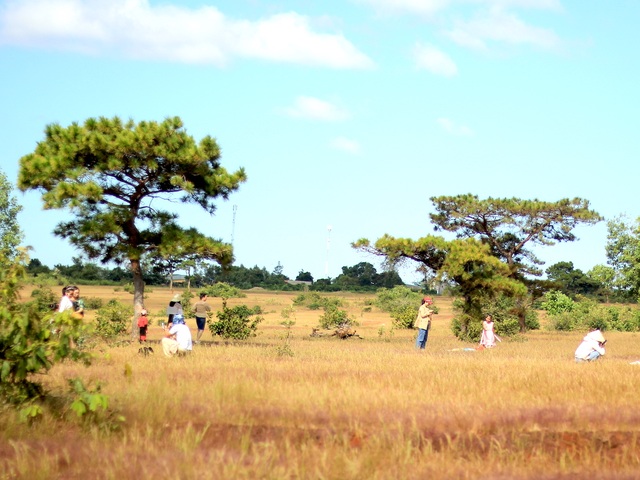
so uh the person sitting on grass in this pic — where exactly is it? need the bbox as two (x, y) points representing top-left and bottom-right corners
(161, 314), (192, 357)
(574, 329), (606, 363)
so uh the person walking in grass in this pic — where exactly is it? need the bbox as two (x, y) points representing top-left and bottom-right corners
(193, 292), (212, 344)
(414, 296), (435, 350)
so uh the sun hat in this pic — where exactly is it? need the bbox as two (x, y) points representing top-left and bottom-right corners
(140, 309), (148, 316)
(172, 314), (185, 324)
(587, 330), (605, 343)
(171, 294), (181, 302)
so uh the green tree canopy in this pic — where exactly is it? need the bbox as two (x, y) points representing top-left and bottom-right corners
(0, 169), (23, 262)
(18, 116), (246, 337)
(545, 261), (601, 298)
(430, 194), (602, 278)
(605, 216), (640, 302)
(295, 270), (314, 282)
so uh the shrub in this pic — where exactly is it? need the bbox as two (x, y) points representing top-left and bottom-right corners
(375, 286), (437, 329)
(390, 304), (419, 329)
(451, 292), (539, 341)
(203, 283), (246, 299)
(451, 314), (482, 342)
(83, 296), (104, 310)
(293, 292), (344, 310)
(318, 305), (357, 330)
(94, 300), (131, 340)
(209, 300), (262, 340)
(29, 286), (58, 312)
(540, 291), (575, 315)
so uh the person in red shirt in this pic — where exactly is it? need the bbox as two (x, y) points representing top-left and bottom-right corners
(138, 309), (149, 343)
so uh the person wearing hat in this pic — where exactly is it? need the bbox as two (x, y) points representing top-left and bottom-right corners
(166, 294), (183, 324)
(414, 297), (435, 350)
(137, 308), (149, 343)
(161, 314), (193, 357)
(574, 329), (606, 362)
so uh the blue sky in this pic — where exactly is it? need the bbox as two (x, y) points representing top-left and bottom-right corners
(1, 0), (638, 283)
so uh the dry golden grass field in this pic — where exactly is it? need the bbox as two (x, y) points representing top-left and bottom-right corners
(2, 285), (640, 479)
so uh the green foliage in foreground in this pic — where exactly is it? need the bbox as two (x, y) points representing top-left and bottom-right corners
(0, 255), (91, 405)
(209, 300), (263, 340)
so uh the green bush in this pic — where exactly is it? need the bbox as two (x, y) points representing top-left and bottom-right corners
(318, 304), (357, 329)
(94, 300), (131, 340)
(209, 301), (262, 340)
(451, 292), (539, 341)
(83, 296), (104, 310)
(293, 292), (344, 310)
(29, 287), (58, 313)
(203, 283), (246, 299)
(375, 286), (422, 313)
(390, 304), (419, 329)
(540, 290), (575, 315)
(375, 286), (437, 329)
(451, 314), (482, 342)
(546, 296), (640, 332)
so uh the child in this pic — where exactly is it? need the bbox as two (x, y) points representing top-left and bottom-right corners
(138, 309), (149, 343)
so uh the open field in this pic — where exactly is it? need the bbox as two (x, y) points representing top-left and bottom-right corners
(2, 286), (640, 479)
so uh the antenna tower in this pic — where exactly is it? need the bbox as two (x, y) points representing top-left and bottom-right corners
(325, 225), (332, 277)
(231, 205), (238, 246)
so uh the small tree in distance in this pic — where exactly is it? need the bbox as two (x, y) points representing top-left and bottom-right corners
(18, 116), (246, 339)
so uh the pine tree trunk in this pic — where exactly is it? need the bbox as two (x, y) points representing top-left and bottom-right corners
(131, 258), (145, 341)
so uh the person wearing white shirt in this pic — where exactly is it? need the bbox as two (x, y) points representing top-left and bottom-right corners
(58, 286), (75, 313)
(161, 314), (193, 357)
(575, 330), (606, 362)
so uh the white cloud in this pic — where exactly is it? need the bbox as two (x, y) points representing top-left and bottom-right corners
(447, 6), (561, 50)
(356, 0), (563, 52)
(282, 96), (350, 121)
(330, 137), (361, 154)
(437, 117), (474, 136)
(355, 0), (452, 17)
(414, 43), (457, 76)
(0, 0), (374, 69)
(356, 0), (561, 15)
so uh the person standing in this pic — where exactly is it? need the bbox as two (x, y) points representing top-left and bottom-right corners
(479, 315), (496, 348)
(166, 294), (183, 324)
(70, 286), (84, 318)
(58, 286), (75, 313)
(138, 309), (149, 343)
(414, 297), (434, 350)
(193, 293), (212, 344)
(575, 330), (606, 362)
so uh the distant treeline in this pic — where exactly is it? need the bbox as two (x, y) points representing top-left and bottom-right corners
(26, 258), (407, 292)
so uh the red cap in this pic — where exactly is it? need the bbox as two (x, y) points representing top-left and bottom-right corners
(423, 297), (432, 304)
